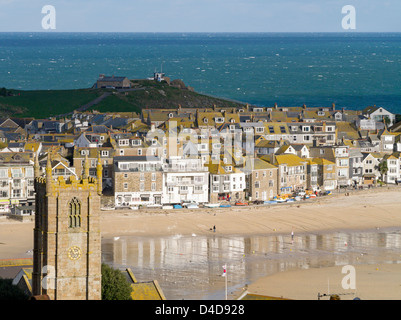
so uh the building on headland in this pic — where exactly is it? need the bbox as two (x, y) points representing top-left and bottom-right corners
(95, 74), (131, 89)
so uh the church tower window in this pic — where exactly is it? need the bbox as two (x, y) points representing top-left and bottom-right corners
(69, 197), (81, 228)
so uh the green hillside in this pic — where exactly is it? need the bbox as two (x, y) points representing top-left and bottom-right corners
(0, 80), (247, 119)
(0, 89), (101, 118)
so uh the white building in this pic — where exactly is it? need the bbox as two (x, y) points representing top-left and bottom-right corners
(363, 106), (395, 126)
(162, 157), (209, 204)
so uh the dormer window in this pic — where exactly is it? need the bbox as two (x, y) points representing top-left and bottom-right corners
(169, 113), (174, 118)
(81, 150), (89, 156)
(302, 126), (310, 132)
(203, 118), (208, 124)
(215, 117), (224, 124)
(225, 166), (232, 172)
(118, 139), (129, 146)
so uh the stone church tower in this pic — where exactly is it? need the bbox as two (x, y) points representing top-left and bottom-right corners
(32, 153), (103, 300)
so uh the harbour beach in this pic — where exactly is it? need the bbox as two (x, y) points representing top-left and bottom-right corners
(1, 186), (401, 299)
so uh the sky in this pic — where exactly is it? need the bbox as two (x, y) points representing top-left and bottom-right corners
(0, 0), (400, 32)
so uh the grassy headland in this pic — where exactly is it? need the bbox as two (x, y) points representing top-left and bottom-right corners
(0, 80), (247, 119)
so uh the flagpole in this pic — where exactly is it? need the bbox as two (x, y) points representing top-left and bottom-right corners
(223, 263), (228, 300)
(225, 266), (227, 301)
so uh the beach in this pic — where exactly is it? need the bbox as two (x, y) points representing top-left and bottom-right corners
(1, 187), (401, 299)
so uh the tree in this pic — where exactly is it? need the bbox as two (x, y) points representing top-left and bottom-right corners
(377, 160), (388, 183)
(101, 263), (132, 300)
(0, 278), (29, 300)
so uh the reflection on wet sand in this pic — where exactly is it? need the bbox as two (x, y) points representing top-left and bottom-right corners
(101, 227), (401, 300)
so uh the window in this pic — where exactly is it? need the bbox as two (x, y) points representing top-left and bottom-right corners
(280, 126), (286, 133)
(140, 183), (145, 191)
(0, 169), (7, 178)
(101, 150), (109, 157)
(25, 168), (34, 177)
(120, 149), (124, 155)
(123, 183), (128, 189)
(151, 182), (156, 191)
(118, 139), (129, 146)
(11, 169), (23, 178)
(69, 198), (81, 228)
(268, 126), (274, 134)
(255, 127), (264, 133)
(138, 149), (142, 156)
(255, 181), (260, 188)
(152, 173), (156, 181)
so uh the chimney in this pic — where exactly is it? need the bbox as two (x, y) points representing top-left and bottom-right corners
(332, 103), (336, 111)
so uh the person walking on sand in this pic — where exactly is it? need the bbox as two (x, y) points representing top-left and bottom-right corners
(213, 225), (216, 233)
(291, 229), (294, 243)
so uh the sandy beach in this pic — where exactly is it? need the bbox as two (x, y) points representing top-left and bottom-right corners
(1, 186), (401, 299)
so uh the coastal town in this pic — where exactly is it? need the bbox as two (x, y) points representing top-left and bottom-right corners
(0, 77), (401, 217)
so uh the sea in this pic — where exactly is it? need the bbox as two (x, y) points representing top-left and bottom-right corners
(1, 32), (401, 113)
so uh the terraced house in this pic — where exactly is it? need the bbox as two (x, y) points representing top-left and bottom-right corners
(242, 157), (278, 201)
(163, 156), (209, 204)
(113, 156), (164, 207)
(0, 152), (35, 214)
(207, 159), (246, 203)
(269, 154), (308, 195)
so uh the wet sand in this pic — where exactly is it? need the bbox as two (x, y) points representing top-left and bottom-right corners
(1, 187), (401, 299)
(247, 263), (401, 300)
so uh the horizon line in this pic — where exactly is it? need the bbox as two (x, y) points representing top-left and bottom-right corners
(1, 31), (401, 34)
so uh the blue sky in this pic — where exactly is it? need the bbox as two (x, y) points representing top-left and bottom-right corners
(0, 0), (400, 32)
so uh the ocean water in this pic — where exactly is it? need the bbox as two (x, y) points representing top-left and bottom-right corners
(1, 32), (401, 113)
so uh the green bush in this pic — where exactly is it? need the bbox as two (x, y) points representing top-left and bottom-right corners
(0, 278), (29, 300)
(101, 263), (132, 300)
